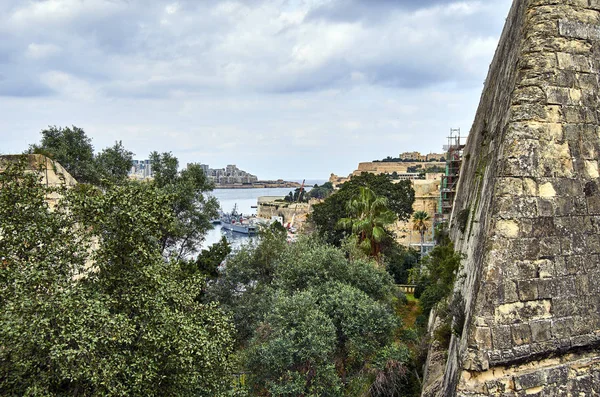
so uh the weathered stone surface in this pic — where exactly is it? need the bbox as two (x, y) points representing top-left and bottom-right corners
(422, 0), (600, 395)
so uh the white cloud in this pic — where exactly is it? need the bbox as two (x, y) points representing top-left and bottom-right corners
(0, 0), (514, 178)
(26, 43), (61, 59)
(40, 71), (97, 101)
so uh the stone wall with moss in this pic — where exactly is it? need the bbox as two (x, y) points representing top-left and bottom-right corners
(422, 0), (600, 395)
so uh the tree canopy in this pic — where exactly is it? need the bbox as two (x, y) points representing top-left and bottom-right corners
(28, 125), (98, 184)
(338, 186), (397, 259)
(28, 126), (134, 186)
(310, 172), (414, 247)
(95, 140), (133, 184)
(208, 234), (414, 395)
(149, 152), (219, 259)
(0, 158), (234, 396)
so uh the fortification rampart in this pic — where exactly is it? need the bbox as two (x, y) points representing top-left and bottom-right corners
(0, 154), (77, 208)
(354, 161), (445, 176)
(422, 1), (600, 395)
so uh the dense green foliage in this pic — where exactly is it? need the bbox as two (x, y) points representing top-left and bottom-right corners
(28, 126), (133, 185)
(28, 125), (99, 183)
(384, 244), (419, 284)
(414, 242), (462, 316)
(406, 164), (446, 174)
(310, 173), (414, 247)
(338, 186), (397, 258)
(0, 159), (234, 396)
(95, 140), (133, 185)
(149, 151), (219, 259)
(284, 187), (307, 202)
(208, 233), (415, 395)
(306, 181), (334, 200)
(189, 236), (232, 278)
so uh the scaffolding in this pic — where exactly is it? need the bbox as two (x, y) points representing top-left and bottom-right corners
(437, 128), (465, 224)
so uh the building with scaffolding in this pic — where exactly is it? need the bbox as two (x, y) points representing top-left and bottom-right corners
(438, 128), (466, 225)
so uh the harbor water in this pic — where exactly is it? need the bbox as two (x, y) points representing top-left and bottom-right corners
(200, 181), (325, 251)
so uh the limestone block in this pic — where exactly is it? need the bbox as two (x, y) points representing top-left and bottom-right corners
(523, 36), (592, 56)
(586, 196), (600, 214)
(545, 86), (582, 106)
(495, 300), (552, 325)
(492, 325), (513, 350)
(565, 254), (585, 274)
(557, 52), (593, 72)
(523, 178), (538, 195)
(515, 260), (538, 279)
(518, 280), (539, 301)
(495, 177), (524, 196)
(530, 320), (553, 342)
(537, 259), (555, 278)
(572, 196), (588, 215)
(512, 86), (546, 104)
(539, 236), (562, 256)
(514, 371), (546, 391)
(538, 141), (574, 178)
(552, 298), (579, 317)
(474, 327), (493, 350)
(553, 276), (577, 297)
(512, 324), (533, 345)
(539, 182), (557, 198)
(552, 317), (575, 339)
(496, 196), (539, 218)
(508, 121), (562, 141)
(559, 19), (600, 41)
(585, 234), (600, 254)
(575, 274), (589, 295)
(536, 278), (556, 299)
(496, 220), (521, 238)
(584, 160), (600, 178)
(576, 73), (598, 90)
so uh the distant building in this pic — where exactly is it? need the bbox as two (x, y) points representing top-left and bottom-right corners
(399, 151), (445, 162)
(129, 159), (153, 180)
(200, 163), (258, 185)
(399, 151), (426, 161)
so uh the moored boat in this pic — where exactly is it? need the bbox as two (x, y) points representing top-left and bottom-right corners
(220, 204), (258, 235)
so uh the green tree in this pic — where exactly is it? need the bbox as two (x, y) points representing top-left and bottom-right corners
(415, 242), (462, 316)
(192, 236), (231, 279)
(245, 291), (342, 397)
(310, 173), (414, 247)
(149, 152), (219, 259)
(338, 186), (397, 259)
(412, 210), (430, 258)
(149, 151), (179, 187)
(306, 182), (334, 200)
(28, 125), (98, 183)
(384, 245), (420, 284)
(209, 236), (408, 395)
(0, 158), (235, 396)
(95, 140), (133, 184)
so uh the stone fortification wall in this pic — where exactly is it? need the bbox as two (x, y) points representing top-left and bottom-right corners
(354, 161), (445, 176)
(0, 154), (77, 207)
(423, 0), (600, 395)
(0, 154), (77, 187)
(257, 199), (311, 230)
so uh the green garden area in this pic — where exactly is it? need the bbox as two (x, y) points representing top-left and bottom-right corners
(0, 127), (463, 396)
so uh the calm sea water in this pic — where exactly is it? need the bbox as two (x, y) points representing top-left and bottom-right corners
(200, 181), (325, 250)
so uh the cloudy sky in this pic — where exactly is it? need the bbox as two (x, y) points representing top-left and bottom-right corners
(0, 0), (512, 180)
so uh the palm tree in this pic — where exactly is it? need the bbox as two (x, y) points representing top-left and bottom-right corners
(337, 186), (397, 260)
(412, 210), (430, 257)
